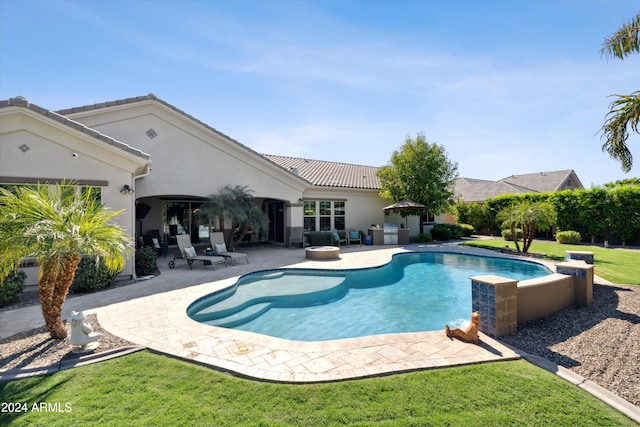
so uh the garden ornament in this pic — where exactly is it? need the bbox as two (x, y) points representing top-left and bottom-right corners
(69, 311), (102, 353)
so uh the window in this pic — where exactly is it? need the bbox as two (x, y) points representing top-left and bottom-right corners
(421, 212), (436, 224)
(0, 184), (101, 203)
(303, 201), (317, 231)
(303, 200), (345, 231)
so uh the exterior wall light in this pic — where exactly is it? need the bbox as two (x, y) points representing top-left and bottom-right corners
(120, 185), (134, 194)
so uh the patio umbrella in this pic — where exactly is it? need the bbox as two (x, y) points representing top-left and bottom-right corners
(382, 200), (426, 228)
(383, 200), (426, 211)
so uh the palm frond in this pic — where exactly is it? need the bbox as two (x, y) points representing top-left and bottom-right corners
(600, 91), (640, 173)
(600, 13), (640, 60)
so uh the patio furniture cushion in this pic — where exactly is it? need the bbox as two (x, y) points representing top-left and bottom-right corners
(185, 246), (197, 257)
(214, 243), (227, 254)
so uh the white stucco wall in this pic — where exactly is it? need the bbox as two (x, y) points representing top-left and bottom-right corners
(0, 107), (148, 280)
(66, 101), (307, 202)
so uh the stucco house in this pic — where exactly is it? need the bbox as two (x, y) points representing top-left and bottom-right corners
(454, 170), (584, 204)
(1, 94), (430, 280)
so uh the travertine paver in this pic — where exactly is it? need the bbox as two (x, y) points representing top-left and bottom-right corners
(97, 244), (523, 382)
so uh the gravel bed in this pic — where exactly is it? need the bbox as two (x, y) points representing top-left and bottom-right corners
(1, 281), (638, 408)
(0, 314), (135, 372)
(499, 282), (640, 407)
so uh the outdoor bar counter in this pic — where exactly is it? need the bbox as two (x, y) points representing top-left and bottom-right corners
(368, 228), (410, 245)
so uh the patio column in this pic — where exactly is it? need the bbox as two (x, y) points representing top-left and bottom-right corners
(556, 261), (594, 307)
(471, 275), (518, 338)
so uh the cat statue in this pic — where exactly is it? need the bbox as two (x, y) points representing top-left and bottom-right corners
(445, 311), (481, 344)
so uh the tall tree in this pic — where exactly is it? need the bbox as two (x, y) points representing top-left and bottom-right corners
(0, 184), (132, 339)
(497, 201), (556, 253)
(607, 184), (640, 246)
(600, 13), (640, 172)
(377, 133), (458, 234)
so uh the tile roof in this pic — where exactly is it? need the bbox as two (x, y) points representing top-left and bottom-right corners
(0, 96), (151, 160)
(499, 170), (582, 193)
(47, 94), (583, 196)
(263, 154), (381, 190)
(455, 170), (583, 203)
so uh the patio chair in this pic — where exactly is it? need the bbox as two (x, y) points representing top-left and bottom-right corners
(169, 234), (227, 270)
(289, 229), (310, 248)
(347, 230), (362, 246)
(332, 231), (347, 246)
(209, 232), (249, 265)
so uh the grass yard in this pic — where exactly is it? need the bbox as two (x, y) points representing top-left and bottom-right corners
(460, 239), (640, 285)
(0, 351), (634, 426)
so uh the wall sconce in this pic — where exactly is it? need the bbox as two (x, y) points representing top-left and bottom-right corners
(298, 198), (304, 203)
(120, 185), (134, 194)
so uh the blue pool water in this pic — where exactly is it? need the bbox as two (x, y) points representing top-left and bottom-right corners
(187, 252), (552, 341)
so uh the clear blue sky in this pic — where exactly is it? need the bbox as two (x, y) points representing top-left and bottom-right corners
(1, 0), (638, 187)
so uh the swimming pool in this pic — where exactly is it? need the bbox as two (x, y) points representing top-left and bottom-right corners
(187, 252), (552, 341)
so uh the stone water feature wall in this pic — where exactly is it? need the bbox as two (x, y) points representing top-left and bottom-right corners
(471, 253), (595, 338)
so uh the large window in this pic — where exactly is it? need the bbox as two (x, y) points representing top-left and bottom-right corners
(303, 200), (345, 231)
(0, 184), (101, 202)
(163, 201), (206, 243)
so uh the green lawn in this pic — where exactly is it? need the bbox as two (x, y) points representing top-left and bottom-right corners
(460, 239), (640, 285)
(0, 351), (634, 426)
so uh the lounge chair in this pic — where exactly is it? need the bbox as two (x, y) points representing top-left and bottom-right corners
(209, 232), (249, 265)
(347, 230), (362, 246)
(169, 234), (227, 270)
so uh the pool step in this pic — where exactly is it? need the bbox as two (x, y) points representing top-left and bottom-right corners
(197, 302), (272, 328)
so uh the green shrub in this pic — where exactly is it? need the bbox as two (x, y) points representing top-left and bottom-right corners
(556, 230), (581, 245)
(501, 228), (522, 241)
(135, 247), (157, 276)
(416, 233), (433, 243)
(71, 257), (119, 293)
(459, 223), (475, 237)
(430, 224), (452, 241)
(307, 231), (339, 246)
(444, 224), (463, 239)
(0, 270), (27, 307)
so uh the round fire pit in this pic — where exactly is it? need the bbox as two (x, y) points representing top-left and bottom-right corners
(305, 246), (340, 260)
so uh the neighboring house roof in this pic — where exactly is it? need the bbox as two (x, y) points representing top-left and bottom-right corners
(0, 96), (151, 160)
(499, 170), (583, 193)
(455, 170), (584, 203)
(263, 154), (381, 190)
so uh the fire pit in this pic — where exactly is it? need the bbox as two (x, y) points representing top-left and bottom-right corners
(305, 246), (340, 260)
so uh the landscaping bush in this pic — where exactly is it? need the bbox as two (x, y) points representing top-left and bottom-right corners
(443, 224), (463, 239)
(430, 224), (452, 241)
(416, 233), (433, 243)
(0, 270), (26, 307)
(71, 257), (119, 293)
(458, 223), (475, 237)
(135, 246), (157, 276)
(556, 230), (581, 245)
(501, 228), (522, 241)
(307, 231), (334, 246)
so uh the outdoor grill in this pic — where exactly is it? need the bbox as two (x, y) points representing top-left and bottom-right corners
(382, 223), (399, 245)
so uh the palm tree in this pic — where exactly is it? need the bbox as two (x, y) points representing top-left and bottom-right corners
(201, 185), (269, 247)
(600, 13), (640, 172)
(497, 201), (556, 253)
(0, 183), (132, 339)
